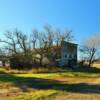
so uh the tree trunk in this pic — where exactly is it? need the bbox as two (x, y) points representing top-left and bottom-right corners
(88, 49), (95, 67)
(40, 55), (43, 67)
(2, 60), (6, 67)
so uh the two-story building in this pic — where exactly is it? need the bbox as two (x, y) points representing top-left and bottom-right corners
(59, 41), (77, 66)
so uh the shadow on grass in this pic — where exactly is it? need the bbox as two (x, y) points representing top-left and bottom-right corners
(75, 66), (100, 73)
(62, 65), (100, 73)
(0, 71), (100, 94)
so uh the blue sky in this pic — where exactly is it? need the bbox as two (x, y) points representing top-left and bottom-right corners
(0, 0), (100, 44)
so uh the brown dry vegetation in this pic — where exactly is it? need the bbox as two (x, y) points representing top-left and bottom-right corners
(0, 68), (100, 100)
(93, 63), (100, 68)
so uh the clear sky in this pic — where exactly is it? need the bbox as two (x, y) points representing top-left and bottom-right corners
(0, 0), (100, 44)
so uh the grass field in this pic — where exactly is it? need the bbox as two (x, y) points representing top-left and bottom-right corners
(93, 63), (100, 68)
(0, 67), (100, 100)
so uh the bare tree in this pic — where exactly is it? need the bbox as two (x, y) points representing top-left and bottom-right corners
(0, 29), (31, 55)
(31, 25), (73, 66)
(15, 30), (31, 56)
(0, 29), (33, 69)
(0, 31), (18, 55)
(0, 25), (74, 68)
(31, 30), (48, 66)
(80, 34), (100, 66)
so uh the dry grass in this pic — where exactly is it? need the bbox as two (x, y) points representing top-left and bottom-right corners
(55, 93), (100, 100)
(0, 68), (100, 100)
(0, 67), (62, 74)
(93, 63), (100, 68)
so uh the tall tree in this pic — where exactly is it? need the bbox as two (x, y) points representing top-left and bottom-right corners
(80, 34), (100, 66)
(0, 29), (33, 69)
(31, 25), (73, 66)
(0, 25), (74, 68)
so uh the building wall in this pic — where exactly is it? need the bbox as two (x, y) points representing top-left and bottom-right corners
(59, 41), (77, 66)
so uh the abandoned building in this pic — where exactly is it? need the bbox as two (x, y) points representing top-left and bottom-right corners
(59, 41), (77, 66)
(34, 41), (78, 66)
(0, 41), (78, 68)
